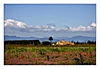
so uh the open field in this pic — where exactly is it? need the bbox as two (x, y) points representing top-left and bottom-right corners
(4, 44), (96, 65)
(4, 44), (96, 47)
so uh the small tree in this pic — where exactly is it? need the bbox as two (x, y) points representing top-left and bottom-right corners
(49, 36), (53, 43)
(87, 40), (91, 44)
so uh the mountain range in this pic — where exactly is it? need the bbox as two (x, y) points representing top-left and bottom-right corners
(4, 35), (96, 42)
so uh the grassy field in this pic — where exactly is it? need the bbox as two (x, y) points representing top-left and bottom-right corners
(4, 44), (96, 65)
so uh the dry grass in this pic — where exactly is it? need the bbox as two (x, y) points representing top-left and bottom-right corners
(4, 44), (96, 65)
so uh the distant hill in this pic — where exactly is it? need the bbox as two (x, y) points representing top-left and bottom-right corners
(56, 36), (96, 42)
(4, 35), (96, 42)
(4, 35), (38, 40)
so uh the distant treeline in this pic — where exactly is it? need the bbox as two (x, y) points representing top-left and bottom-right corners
(4, 40), (96, 45)
(4, 40), (40, 45)
(74, 40), (96, 44)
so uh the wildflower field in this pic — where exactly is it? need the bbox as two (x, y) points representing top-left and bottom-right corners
(4, 44), (96, 65)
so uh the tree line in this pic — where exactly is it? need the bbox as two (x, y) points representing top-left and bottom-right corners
(4, 36), (96, 45)
(4, 40), (96, 45)
(73, 40), (96, 44)
(4, 40), (40, 45)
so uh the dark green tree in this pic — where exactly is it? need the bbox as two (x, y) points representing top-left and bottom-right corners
(87, 40), (91, 44)
(76, 41), (79, 44)
(49, 36), (53, 43)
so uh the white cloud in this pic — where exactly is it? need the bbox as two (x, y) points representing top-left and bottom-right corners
(68, 23), (96, 32)
(4, 19), (28, 29)
(90, 22), (96, 27)
(35, 26), (40, 29)
(17, 22), (27, 28)
(4, 19), (96, 37)
(69, 25), (86, 31)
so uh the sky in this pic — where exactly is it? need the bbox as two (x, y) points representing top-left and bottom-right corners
(4, 4), (96, 38)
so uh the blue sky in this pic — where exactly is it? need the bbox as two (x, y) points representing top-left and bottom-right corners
(4, 4), (96, 27)
(4, 4), (96, 38)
